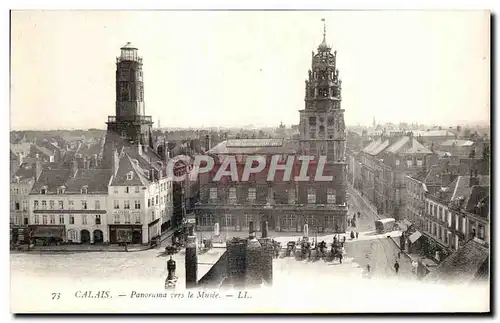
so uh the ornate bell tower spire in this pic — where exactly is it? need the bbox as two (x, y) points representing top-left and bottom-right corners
(299, 18), (347, 171)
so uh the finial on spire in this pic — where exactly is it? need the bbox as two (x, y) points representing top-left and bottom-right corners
(321, 18), (326, 42)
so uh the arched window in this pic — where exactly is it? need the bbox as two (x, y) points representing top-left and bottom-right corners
(81, 186), (88, 194)
(126, 171), (134, 180)
(40, 186), (47, 195)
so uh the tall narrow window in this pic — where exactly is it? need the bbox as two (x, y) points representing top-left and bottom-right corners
(59, 214), (64, 224)
(209, 188), (218, 201)
(95, 215), (101, 225)
(229, 187), (237, 204)
(124, 200), (130, 209)
(248, 188), (256, 202)
(70, 215), (75, 224)
(327, 188), (336, 204)
(307, 188), (316, 204)
(95, 200), (100, 210)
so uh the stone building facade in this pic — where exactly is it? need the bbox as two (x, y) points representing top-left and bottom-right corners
(195, 25), (348, 234)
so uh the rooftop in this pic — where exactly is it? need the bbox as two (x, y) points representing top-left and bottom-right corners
(424, 239), (489, 284)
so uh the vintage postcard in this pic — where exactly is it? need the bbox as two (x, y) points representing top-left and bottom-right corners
(9, 10), (490, 314)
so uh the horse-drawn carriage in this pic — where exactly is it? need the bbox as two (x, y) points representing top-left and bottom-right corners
(316, 240), (328, 258)
(165, 244), (181, 255)
(285, 241), (296, 257)
(330, 240), (344, 263)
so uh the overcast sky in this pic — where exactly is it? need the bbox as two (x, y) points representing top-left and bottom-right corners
(10, 10), (490, 130)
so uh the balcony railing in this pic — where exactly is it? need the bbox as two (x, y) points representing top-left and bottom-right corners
(107, 115), (152, 124)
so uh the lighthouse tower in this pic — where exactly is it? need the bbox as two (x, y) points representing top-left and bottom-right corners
(103, 42), (154, 166)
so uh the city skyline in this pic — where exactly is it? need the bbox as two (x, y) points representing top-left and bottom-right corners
(11, 10), (490, 130)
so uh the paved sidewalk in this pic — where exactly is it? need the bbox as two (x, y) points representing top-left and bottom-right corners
(16, 243), (151, 253)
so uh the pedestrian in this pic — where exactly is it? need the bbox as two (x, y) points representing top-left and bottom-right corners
(398, 251), (401, 259)
(356, 232), (359, 239)
(343, 236), (346, 243)
(367, 264), (371, 272)
(124, 242), (128, 252)
(350, 231), (355, 240)
(394, 261), (400, 274)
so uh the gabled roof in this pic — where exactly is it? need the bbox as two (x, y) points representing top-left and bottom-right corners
(31, 169), (73, 193)
(464, 186), (489, 214)
(385, 136), (410, 154)
(449, 175), (490, 202)
(110, 153), (149, 187)
(30, 167), (112, 194)
(403, 138), (433, 154)
(424, 239), (489, 283)
(64, 169), (111, 194)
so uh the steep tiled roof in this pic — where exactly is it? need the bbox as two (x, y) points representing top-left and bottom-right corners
(110, 153), (149, 187)
(12, 163), (35, 181)
(369, 139), (390, 156)
(64, 169), (111, 194)
(424, 239), (489, 283)
(449, 175), (490, 202)
(440, 139), (475, 147)
(361, 139), (380, 154)
(30, 168), (112, 194)
(10, 150), (17, 160)
(385, 136), (410, 154)
(464, 186), (489, 214)
(403, 138), (433, 154)
(31, 169), (72, 193)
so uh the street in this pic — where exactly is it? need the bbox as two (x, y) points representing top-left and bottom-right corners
(345, 185), (414, 280)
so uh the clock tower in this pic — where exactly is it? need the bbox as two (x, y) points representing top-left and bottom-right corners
(103, 43), (154, 164)
(298, 20), (347, 208)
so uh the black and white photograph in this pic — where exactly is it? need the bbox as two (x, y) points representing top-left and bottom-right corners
(8, 9), (491, 314)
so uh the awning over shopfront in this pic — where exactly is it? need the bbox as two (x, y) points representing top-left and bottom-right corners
(31, 226), (64, 238)
(409, 231), (423, 244)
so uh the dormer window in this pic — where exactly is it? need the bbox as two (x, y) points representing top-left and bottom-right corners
(40, 186), (47, 195)
(126, 172), (134, 180)
(145, 170), (150, 179)
(81, 186), (88, 194)
(57, 186), (66, 195)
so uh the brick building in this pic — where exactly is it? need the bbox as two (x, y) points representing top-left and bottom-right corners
(195, 25), (348, 234)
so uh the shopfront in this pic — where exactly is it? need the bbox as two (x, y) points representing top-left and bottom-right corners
(29, 225), (65, 245)
(109, 225), (143, 244)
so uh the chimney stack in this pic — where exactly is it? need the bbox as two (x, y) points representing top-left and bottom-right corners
(245, 226), (263, 287)
(185, 226), (198, 289)
(205, 134), (212, 151)
(71, 160), (78, 177)
(258, 221), (273, 286)
(33, 160), (42, 180)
